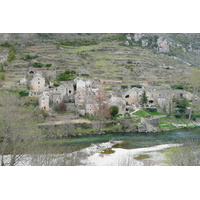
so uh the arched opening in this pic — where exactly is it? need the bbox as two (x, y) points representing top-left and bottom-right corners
(149, 100), (154, 104)
(125, 95), (129, 98)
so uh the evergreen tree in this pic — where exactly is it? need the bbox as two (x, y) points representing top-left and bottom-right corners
(141, 91), (148, 106)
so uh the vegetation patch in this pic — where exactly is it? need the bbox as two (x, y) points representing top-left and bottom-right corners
(32, 62), (44, 68)
(101, 148), (115, 154)
(19, 90), (29, 97)
(0, 73), (5, 80)
(134, 154), (151, 160)
(22, 54), (39, 61)
(57, 69), (76, 81)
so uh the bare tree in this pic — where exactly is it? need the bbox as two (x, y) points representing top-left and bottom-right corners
(164, 140), (200, 166)
(0, 95), (42, 166)
(95, 89), (110, 133)
(187, 68), (200, 120)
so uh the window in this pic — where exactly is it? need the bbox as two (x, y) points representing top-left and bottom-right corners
(125, 95), (129, 98)
(38, 82), (40, 84)
(69, 90), (71, 94)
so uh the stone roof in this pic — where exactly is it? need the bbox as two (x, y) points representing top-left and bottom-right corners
(122, 88), (143, 96)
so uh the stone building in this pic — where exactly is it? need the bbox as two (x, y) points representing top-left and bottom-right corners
(29, 73), (45, 93)
(106, 96), (126, 115)
(38, 92), (49, 111)
(85, 99), (99, 116)
(19, 77), (27, 85)
(122, 88), (143, 105)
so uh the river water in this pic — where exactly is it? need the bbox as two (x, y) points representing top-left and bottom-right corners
(2, 128), (200, 166)
(50, 128), (200, 166)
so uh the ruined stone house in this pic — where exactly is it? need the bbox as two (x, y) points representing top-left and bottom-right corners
(29, 73), (46, 93)
(106, 96), (126, 115)
(19, 77), (27, 85)
(122, 88), (143, 105)
(39, 92), (49, 111)
(85, 99), (99, 116)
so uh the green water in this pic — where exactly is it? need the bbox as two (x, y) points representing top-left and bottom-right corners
(48, 128), (200, 152)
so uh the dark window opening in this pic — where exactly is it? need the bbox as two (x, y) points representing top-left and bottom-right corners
(149, 100), (154, 104)
(38, 82), (40, 84)
(125, 95), (129, 98)
(69, 90), (71, 94)
(44, 107), (46, 110)
(126, 108), (129, 111)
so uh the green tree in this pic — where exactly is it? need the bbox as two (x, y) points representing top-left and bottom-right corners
(140, 91), (148, 106)
(110, 106), (119, 118)
(176, 98), (189, 116)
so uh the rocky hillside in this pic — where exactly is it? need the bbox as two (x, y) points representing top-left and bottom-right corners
(0, 33), (200, 88)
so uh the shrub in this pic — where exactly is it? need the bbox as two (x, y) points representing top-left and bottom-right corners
(0, 64), (5, 72)
(80, 123), (91, 129)
(59, 38), (99, 46)
(110, 106), (119, 118)
(127, 59), (132, 64)
(145, 108), (157, 113)
(19, 90), (29, 97)
(81, 73), (90, 77)
(171, 84), (184, 90)
(54, 102), (67, 112)
(32, 62), (44, 68)
(53, 83), (60, 87)
(0, 73), (5, 80)
(22, 54), (39, 60)
(121, 85), (128, 90)
(45, 63), (52, 67)
(57, 69), (76, 81)
(131, 84), (142, 88)
(0, 41), (12, 47)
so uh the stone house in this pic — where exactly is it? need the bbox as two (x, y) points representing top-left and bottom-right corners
(29, 73), (45, 93)
(38, 92), (49, 111)
(85, 99), (99, 116)
(19, 77), (27, 85)
(76, 79), (86, 92)
(122, 88), (143, 105)
(50, 83), (75, 103)
(50, 90), (63, 105)
(74, 89), (86, 107)
(106, 97), (126, 115)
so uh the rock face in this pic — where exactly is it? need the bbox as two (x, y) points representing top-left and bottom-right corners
(133, 33), (144, 42)
(142, 39), (148, 47)
(0, 49), (9, 63)
(157, 37), (170, 53)
(139, 117), (159, 132)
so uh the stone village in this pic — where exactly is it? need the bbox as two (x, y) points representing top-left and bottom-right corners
(19, 68), (193, 119)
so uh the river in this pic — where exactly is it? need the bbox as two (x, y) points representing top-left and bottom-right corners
(2, 128), (200, 166)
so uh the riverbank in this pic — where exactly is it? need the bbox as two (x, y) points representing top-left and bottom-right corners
(38, 115), (198, 139)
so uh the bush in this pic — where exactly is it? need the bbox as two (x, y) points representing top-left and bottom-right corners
(0, 63), (5, 72)
(171, 84), (184, 90)
(121, 85), (128, 90)
(81, 73), (90, 77)
(0, 73), (5, 80)
(145, 108), (157, 113)
(22, 54), (39, 60)
(127, 59), (132, 64)
(32, 62), (44, 68)
(80, 123), (91, 129)
(54, 102), (67, 112)
(110, 106), (119, 118)
(57, 69), (76, 81)
(131, 84), (142, 88)
(45, 63), (52, 67)
(59, 38), (99, 46)
(19, 90), (29, 97)
(0, 41), (12, 47)
(53, 83), (60, 87)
